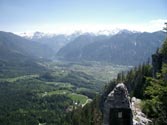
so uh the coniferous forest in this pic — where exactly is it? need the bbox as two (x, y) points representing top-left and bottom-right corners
(67, 38), (167, 125)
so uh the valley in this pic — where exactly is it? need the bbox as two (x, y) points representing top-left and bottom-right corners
(0, 30), (166, 125)
(0, 1), (166, 125)
(0, 59), (128, 124)
(0, 60), (129, 98)
(46, 61), (129, 83)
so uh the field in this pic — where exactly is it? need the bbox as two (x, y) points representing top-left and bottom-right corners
(47, 61), (129, 83)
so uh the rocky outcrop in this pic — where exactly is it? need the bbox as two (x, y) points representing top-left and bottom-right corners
(103, 83), (132, 125)
(102, 83), (152, 125)
(132, 97), (152, 125)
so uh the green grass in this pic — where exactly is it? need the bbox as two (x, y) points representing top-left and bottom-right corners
(46, 82), (74, 87)
(47, 90), (71, 95)
(46, 89), (88, 105)
(76, 87), (91, 92)
(68, 93), (88, 105)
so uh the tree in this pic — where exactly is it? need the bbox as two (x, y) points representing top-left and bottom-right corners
(163, 22), (167, 32)
(143, 64), (167, 125)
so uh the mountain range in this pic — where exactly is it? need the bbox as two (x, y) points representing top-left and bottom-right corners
(0, 30), (166, 66)
(21, 31), (81, 53)
(0, 31), (52, 77)
(56, 30), (166, 65)
(0, 31), (54, 61)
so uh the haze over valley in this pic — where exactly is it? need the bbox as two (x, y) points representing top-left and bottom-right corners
(0, 0), (167, 125)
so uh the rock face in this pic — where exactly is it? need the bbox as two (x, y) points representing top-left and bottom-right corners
(132, 97), (152, 125)
(103, 83), (133, 125)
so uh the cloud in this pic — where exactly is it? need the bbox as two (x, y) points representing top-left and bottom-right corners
(15, 19), (167, 34)
(147, 19), (167, 31)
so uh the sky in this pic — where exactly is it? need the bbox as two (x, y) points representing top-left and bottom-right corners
(0, 0), (167, 34)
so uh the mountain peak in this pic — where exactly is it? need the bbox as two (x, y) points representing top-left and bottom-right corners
(117, 29), (141, 34)
(18, 29), (141, 38)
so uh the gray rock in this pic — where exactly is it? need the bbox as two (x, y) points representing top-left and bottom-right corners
(132, 97), (152, 125)
(103, 83), (133, 125)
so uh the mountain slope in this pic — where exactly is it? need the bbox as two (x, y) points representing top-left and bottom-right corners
(56, 33), (108, 60)
(23, 32), (81, 53)
(57, 31), (166, 65)
(0, 31), (54, 60)
(0, 31), (52, 77)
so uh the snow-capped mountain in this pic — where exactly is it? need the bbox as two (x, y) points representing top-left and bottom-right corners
(20, 31), (82, 53)
(19, 29), (141, 39)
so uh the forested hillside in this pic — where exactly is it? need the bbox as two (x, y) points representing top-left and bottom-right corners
(68, 37), (167, 125)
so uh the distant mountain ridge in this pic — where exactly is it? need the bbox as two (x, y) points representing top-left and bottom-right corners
(21, 30), (139, 53)
(0, 31), (54, 61)
(20, 30), (141, 54)
(0, 31), (52, 77)
(56, 30), (166, 65)
(1, 30), (166, 66)
(22, 31), (81, 53)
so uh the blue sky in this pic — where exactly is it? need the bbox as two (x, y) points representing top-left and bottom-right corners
(0, 0), (167, 33)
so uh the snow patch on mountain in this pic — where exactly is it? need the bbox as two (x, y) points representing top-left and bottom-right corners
(19, 29), (141, 39)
